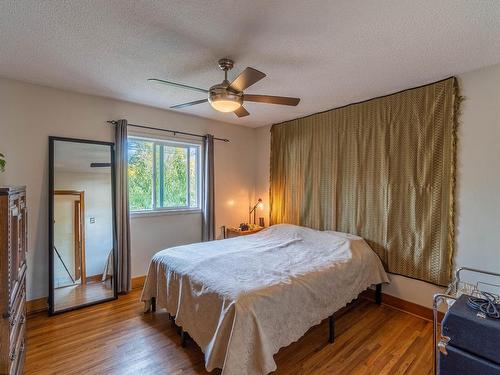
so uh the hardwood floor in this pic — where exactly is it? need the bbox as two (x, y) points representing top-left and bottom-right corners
(26, 289), (434, 375)
(53, 280), (114, 311)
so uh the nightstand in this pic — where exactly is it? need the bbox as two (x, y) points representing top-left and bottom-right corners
(225, 227), (264, 238)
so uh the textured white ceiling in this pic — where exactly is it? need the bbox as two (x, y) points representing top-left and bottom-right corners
(1, 0), (500, 128)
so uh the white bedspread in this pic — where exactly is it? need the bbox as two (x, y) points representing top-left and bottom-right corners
(141, 224), (389, 375)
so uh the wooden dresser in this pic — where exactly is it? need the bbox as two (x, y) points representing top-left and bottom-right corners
(0, 186), (27, 375)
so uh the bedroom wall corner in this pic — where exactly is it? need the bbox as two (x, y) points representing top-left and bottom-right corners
(254, 125), (272, 225)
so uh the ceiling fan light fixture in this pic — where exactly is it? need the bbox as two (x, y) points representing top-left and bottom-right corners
(208, 89), (243, 113)
(153, 58), (300, 117)
(210, 98), (242, 113)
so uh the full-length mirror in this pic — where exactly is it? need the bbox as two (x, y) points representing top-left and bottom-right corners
(49, 137), (117, 314)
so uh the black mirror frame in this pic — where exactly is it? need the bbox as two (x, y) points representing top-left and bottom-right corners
(48, 136), (118, 315)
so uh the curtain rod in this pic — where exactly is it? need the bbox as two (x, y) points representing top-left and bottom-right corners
(106, 121), (230, 142)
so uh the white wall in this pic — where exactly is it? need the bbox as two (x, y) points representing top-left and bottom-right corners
(254, 63), (500, 308)
(0, 77), (256, 300)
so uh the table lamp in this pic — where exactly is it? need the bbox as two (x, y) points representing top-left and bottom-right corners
(249, 198), (263, 225)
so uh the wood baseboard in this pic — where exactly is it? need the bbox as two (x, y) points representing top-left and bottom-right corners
(27, 297), (49, 315)
(86, 274), (103, 283)
(131, 275), (146, 290)
(361, 288), (444, 322)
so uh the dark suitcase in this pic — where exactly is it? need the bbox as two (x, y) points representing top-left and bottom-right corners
(440, 344), (500, 374)
(439, 294), (500, 374)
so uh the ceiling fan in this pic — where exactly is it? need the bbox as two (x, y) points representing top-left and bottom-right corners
(148, 58), (300, 118)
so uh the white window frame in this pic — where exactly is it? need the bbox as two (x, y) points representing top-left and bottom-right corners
(128, 133), (202, 217)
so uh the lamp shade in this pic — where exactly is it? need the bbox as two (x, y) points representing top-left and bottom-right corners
(209, 91), (243, 113)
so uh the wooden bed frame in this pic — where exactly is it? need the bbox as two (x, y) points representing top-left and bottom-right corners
(147, 283), (383, 347)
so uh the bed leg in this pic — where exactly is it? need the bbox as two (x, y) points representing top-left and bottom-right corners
(328, 315), (335, 344)
(169, 314), (178, 328)
(151, 297), (156, 312)
(180, 329), (187, 347)
(375, 284), (382, 305)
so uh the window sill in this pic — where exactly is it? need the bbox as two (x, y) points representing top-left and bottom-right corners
(130, 209), (202, 219)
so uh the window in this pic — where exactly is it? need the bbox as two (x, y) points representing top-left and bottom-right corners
(128, 136), (201, 213)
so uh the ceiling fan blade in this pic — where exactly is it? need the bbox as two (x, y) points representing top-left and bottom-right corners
(170, 99), (208, 109)
(229, 67), (266, 92)
(234, 106), (250, 117)
(244, 94), (300, 106)
(148, 78), (208, 94)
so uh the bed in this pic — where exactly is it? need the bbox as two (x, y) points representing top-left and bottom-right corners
(141, 224), (389, 375)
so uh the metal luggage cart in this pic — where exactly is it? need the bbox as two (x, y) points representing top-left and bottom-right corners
(432, 267), (500, 375)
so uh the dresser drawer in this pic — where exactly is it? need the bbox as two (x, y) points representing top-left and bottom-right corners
(9, 262), (26, 309)
(9, 283), (26, 348)
(12, 343), (25, 375)
(8, 317), (25, 375)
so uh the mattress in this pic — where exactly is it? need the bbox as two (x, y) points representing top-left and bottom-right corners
(141, 224), (389, 375)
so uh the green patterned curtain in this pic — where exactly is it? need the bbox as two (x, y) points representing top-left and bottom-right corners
(270, 78), (460, 286)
